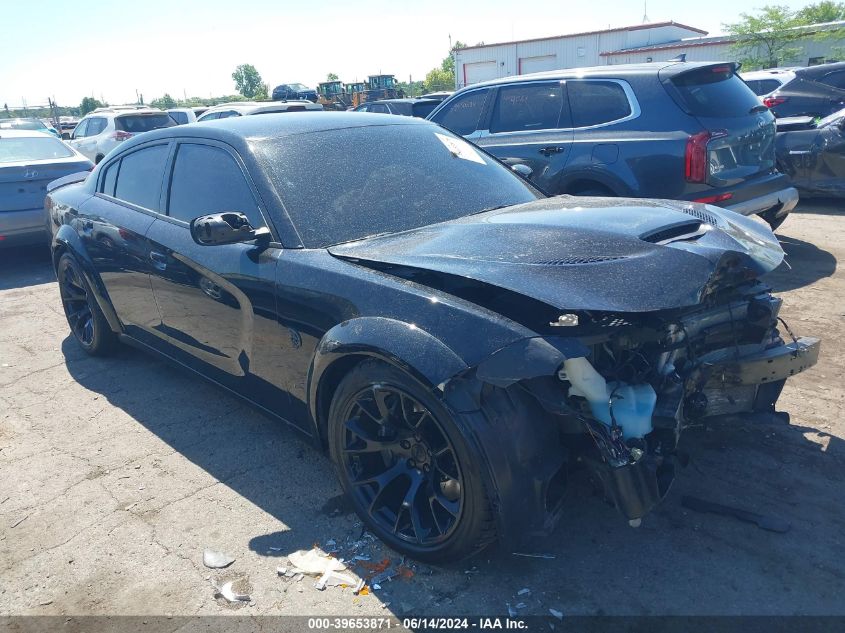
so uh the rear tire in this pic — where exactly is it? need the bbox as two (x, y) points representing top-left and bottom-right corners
(57, 253), (117, 356)
(328, 360), (496, 562)
(569, 185), (615, 197)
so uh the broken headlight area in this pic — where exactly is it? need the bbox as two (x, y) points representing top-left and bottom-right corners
(474, 281), (820, 532)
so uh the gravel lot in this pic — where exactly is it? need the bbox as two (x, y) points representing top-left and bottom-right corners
(1, 201), (843, 617)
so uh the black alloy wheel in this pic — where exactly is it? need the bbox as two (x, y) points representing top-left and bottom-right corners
(57, 253), (117, 356)
(329, 361), (495, 561)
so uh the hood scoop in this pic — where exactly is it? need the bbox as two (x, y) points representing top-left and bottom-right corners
(680, 206), (720, 226)
(641, 221), (704, 244)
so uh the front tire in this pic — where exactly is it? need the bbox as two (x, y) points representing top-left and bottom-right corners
(328, 360), (496, 562)
(57, 253), (117, 356)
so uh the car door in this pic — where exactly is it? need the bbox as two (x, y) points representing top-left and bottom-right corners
(473, 81), (573, 194)
(144, 140), (286, 408)
(76, 143), (170, 344)
(68, 119), (92, 158)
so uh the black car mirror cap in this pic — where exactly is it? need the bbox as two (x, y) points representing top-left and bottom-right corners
(190, 212), (271, 246)
(511, 163), (533, 179)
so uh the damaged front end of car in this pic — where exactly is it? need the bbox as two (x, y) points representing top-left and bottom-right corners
(329, 197), (820, 539)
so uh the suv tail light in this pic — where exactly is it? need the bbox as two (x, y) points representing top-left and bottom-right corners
(110, 130), (133, 141)
(763, 96), (787, 108)
(685, 130), (727, 183)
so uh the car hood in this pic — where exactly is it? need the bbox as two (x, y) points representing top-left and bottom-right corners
(328, 196), (784, 313)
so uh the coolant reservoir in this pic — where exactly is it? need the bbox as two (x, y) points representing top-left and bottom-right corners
(563, 358), (656, 440)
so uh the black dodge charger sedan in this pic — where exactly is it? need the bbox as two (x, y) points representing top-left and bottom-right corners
(45, 113), (819, 561)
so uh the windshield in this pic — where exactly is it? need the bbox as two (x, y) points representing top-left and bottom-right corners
(255, 123), (540, 247)
(670, 65), (762, 117)
(115, 114), (176, 133)
(290, 83), (308, 91)
(0, 136), (75, 163)
(0, 119), (48, 131)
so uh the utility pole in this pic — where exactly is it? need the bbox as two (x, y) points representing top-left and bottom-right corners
(642, 1), (649, 23)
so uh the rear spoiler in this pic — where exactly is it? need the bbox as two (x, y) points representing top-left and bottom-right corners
(47, 171), (90, 193)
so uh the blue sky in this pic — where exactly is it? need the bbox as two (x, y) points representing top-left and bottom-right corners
(0, 0), (813, 108)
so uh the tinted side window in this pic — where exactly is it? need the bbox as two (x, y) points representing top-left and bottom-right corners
(745, 79), (781, 96)
(430, 89), (489, 136)
(369, 103), (390, 114)
(670, 66), (760, 117)
(819, 70), (845, 89)
(490, 82), (564, 133)
(167, 143), (262, 226)
(199, 112), (219, 121)
(217, 111), (240, 119)
(568, 81), (632, 128)
(113, 144), (169, 211)
(169, 111), (188, 125)
(100, 159), (119, 196)
(87, 117), (107, 136)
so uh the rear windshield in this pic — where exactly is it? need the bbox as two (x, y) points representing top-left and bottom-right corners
(670, 66), (762, 117)
(254, 124), (540, 247)
(115, 114), (176, 133)
(0, 119), (48, 131)
(0, 136), (74, 163)
(169, 111), (189, 125)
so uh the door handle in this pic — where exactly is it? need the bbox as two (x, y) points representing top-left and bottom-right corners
(149, 251), (167, 271)
(539, 146), (563, 156)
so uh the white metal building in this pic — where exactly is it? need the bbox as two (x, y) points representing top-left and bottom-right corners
(454, 20), (845, 88)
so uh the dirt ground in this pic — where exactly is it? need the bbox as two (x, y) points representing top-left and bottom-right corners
(1, 201), (843, 618)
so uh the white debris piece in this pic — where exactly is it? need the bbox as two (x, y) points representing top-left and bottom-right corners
(214, 581), (250, 603)
(549, 608), (564, 620)
(203, 549), (235, 569)
(517, 588), (531, 596)
(314, 569), (358, 591)
(288, 548), (346, 576)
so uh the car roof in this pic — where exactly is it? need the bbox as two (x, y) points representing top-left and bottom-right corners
(2, 117), (46, 123)
(0, 128), (61, 138)
(797, 61), (845, 77)
(368, 98), (439, 104)
(134, 111), (427, 146)
(459, 60), (722, 90)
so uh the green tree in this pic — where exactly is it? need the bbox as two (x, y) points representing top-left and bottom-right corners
(326, 72), (339, 81)
(79, 96), (105, 115)
(724, 5), (811, 68)
(232, 64), (265, 98)
(797, 1), (845, 23)
(253, 83), (270, 101)
(150, 93), (177, 109)
(423, 41), (466, 92)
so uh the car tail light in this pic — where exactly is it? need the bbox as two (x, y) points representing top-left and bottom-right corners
(685, 130), (727, 183)
(763, 96), (787, 108)
(693, 192), (733, 204)
(111, 130), (133, 141)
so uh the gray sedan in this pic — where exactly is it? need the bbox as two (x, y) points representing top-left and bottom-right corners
(1, 130), (92, 248)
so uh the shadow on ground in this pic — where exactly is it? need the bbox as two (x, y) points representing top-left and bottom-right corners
(1, 245), (54, 291)
(61, 332), (845, 615)
(766, 235), (837, 293)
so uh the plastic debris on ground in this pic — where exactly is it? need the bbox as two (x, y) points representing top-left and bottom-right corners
(517, 588), (531, 596)
(287, 548), (347, 575)
(549, 608), (564, 620)
(203, 549), (235, 569)
(314, 569), (358, 591)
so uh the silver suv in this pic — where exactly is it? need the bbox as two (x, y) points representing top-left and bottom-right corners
(68, 107), (176, 163)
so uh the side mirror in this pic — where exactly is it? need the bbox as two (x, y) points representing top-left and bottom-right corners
(511, 163), (533, 179)
(190, 212), (271, 246)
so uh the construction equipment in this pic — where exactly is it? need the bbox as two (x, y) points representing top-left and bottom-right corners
(350, 75), (404, 107)
(317, 81), (350, 110)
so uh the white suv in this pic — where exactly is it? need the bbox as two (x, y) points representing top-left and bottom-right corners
(196, 100), (323, 122)
(68, 107), (176, 163)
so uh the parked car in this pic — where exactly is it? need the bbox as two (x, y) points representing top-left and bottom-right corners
(271, 83), (318, 102)
(740, 68), (798, 99)
(0, 117), (60, 138)
(758, 62), (845, 118)
(775, 107), (845, 197)
(0, 130), (91, 247)
(58, 119), (80, 140)
(196, 101), (323, 122)
(167, 108), (198, 125)
(45, 112), (818, 561)
(353, 98), (440, 118)
(420, 91), (453, 102)
(427, 61), (798, 230)
(68, 108), (176, 164)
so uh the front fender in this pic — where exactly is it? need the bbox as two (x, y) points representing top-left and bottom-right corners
(307, 316), (468, 436)
(53, 225), (122, 334)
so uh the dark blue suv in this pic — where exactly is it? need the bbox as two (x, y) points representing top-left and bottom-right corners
(428, 62), (798, 230)
(271, 83), (318, 102)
